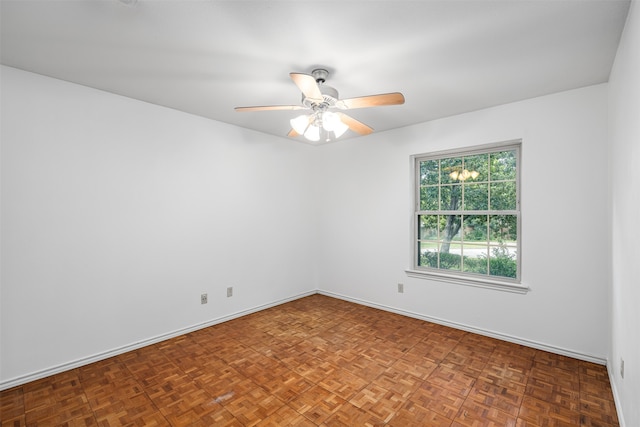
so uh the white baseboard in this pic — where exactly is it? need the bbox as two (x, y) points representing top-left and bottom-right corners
(318, 290), (608, 365)
(607, 359), (626, 427)
(0, 290), (316, 391)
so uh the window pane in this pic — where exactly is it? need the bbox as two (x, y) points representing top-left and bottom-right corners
(490, 181), (516, 210)
(420, 160), (439, 185)
(490, 150), (517, 180)
(440, 244), (461, 270)
(441, 157), (462, 184)
(463, 154), (488, 182)
(418, 243), (438, 267)
(463, 215), (488, 242)
(420, 186), (438, 210)
(462, 244), (488, 274)
(419, 215), (439, 239)
(489, 215), (517, 242)
(439, 214), (462, 244)
(440, 185), (462, 210)
(489, 245), (517, 278)
(464, 183), (488, 210)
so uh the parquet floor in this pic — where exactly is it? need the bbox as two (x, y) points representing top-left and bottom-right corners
(1, 294), (618, 426)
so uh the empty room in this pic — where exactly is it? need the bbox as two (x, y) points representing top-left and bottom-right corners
(1, 0), (638, 426)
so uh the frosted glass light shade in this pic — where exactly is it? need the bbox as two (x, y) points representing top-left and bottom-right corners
(290, 115), (310, 134)
(322, 111), (349, 138)
(304, 124), (320, 141)
(332, 118), (349, 138)
(321, 112), (338, 131)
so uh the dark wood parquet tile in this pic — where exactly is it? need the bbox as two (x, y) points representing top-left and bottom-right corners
(408, 334), (459, 363)
(373, 365), (424, 399)
(255, 404), (316, 427)
(22, 372), (96, 427)
(163, 403), (239, 427)
(410, 382), (467, 419)
(391, 353), (438, 380)
(480, 360), (529, 394)
(0, 386), (25, 426)
(466, 379), (523, 417)
(427, 365), (477, 397)
(518, 395), (581, 426)
(91, 392), (169, 426)
(287, 384), (345, 424)
(350, 382), (404, 422)
(322, 401), (386, 427)
(388, 401), (453, 427)
(219, 378), (285, 426)
(293, 357), (339, 384)
(344, 357), (389, 382)
(0, 294), (619, 426)
(256, 370), (314, 403)
(453, 398), (518, 426)
(316, 368), (369, 401)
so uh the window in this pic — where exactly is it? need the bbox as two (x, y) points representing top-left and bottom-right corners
(409, 141), (523, 291)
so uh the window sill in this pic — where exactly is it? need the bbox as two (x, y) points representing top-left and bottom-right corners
(404, 269), (530, 294)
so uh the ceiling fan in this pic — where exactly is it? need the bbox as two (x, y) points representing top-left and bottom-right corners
(235, 69), (405, 142)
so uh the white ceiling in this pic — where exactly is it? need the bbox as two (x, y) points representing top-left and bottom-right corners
(0, 0), (631, 142)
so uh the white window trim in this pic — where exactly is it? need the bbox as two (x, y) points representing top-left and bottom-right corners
(407, 140), (529, 294)
(404, 268), (529, 294)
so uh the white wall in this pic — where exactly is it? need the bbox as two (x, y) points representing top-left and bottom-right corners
(315, 84), (610, 362)
(0, 66), (317, 388)
(609, 1), (640, 426)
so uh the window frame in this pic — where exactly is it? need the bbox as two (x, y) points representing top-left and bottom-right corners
(406, 140), (528, 293)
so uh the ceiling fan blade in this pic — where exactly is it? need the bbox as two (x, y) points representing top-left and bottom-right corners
(235, 105), (306, 112)
(338, 92), (405, 109)
(336, 112), (373, 135)
(287, 129), (300, 138)
(290, 73), (323, 102)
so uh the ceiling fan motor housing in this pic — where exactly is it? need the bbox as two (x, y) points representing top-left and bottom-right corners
(302, 86), (339, 109)
(303, 69), (339, 110)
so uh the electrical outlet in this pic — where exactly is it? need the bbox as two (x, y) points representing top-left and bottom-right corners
(621, 358), (625, 379)
(227, 287), (233, 298)
(201, 293), (208, 304)
(397, 283), (404, 293)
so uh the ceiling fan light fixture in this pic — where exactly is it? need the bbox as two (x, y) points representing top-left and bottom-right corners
(236, 69), (404, 143)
